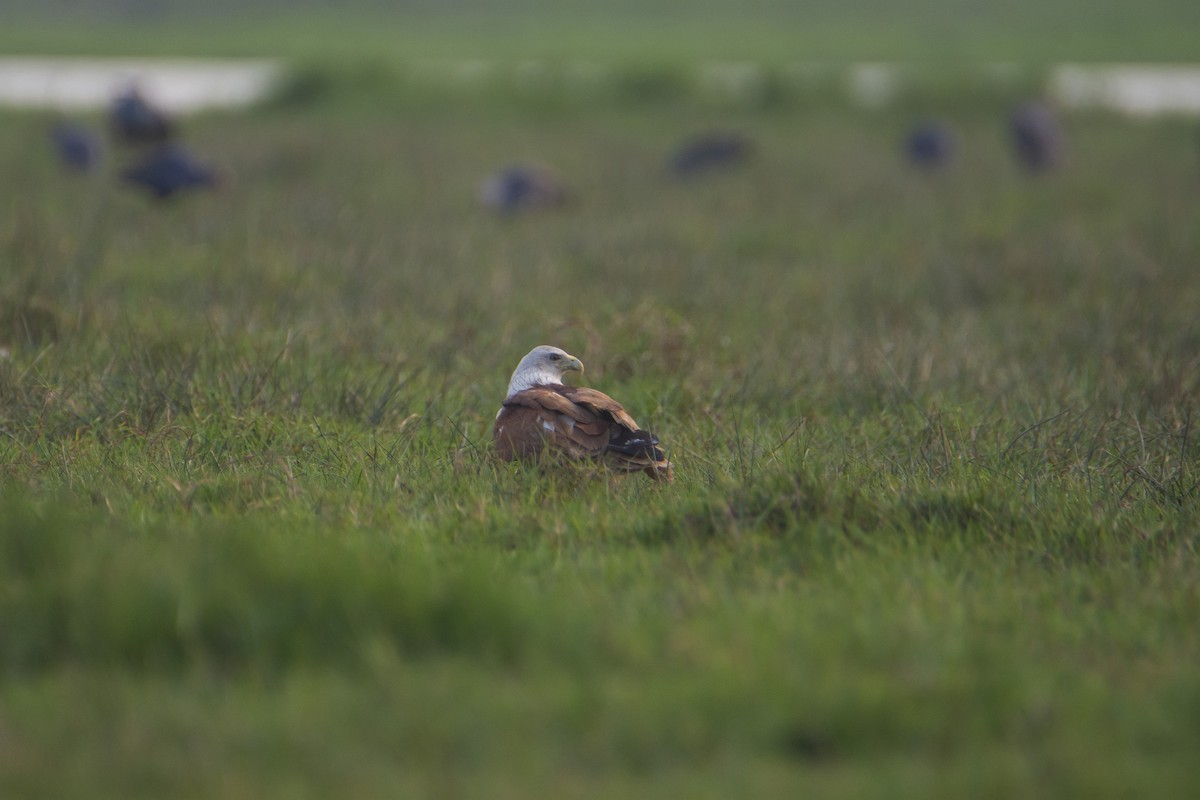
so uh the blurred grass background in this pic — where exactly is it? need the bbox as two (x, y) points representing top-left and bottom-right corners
(4, 0), (1200, 63)
(2, 2), (1200, 798)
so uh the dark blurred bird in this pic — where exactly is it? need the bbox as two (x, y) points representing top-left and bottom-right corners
(110, 83), (173, 145)
(1009, 101), (1064, 172)
(478, 165), (570, 213)
(50, 122), (102, 172)
(905, 120), (956, 170)
(668, 133), (752, 176)
(120, 145), (218, 200)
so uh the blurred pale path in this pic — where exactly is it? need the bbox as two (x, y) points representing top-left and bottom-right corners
(0, 57), (281, 113)
(5, 0), (1200, 114)
(3, 57), (1200, 116)
(1052, 64), (1200, 115)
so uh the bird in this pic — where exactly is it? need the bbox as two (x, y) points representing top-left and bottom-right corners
(50, 121), (102, 172)
(110, 83), (173, 145)
(905, 120), (956, 170)
(494, 345), (674, 482)
(120, 145), (218, 200)
(1009, 101), (1064, 172)
(478, 165), (569, 213)
(668, 132), (752, 176)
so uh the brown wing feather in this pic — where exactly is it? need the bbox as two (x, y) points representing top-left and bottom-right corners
(504, 387), (602, 425)
(494, 384), (673, 482)
(559, 387), (673, 481)
(556, 386), (641, 430)
(494, 387), (609, 461)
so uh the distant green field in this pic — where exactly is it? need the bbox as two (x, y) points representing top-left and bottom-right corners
(2, 95), (1199, 798)
(3, 0), (1200, 63)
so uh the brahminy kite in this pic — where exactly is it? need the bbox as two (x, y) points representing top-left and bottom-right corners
(494, 345), (674, 481)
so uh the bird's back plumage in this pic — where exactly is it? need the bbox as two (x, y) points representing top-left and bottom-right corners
(495, 384), (672, 481)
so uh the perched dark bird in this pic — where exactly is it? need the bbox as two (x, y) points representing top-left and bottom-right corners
(905, 120), (956, 170)
(668, 133), (752, 176)
(50, 122), (102, 172)
(110, 83), (173, 145)
(478, 165), (570, 213)
(1009, 101), (1064, 172)
(120, 145), (218, 200)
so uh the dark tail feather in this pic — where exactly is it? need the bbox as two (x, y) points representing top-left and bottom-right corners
(606, 428), (674, 482)
(606, 428), (665, 460)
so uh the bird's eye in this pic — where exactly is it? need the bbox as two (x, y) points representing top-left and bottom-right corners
(549, 353), (561, 361)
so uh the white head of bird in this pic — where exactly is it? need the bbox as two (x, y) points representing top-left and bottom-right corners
(505, 345), (584, 398)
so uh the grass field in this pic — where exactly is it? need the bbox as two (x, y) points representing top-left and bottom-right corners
(3, 27), (1200, 799)
(5, 0), (1200, 63)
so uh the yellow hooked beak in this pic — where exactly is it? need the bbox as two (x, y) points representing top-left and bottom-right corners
(564, 355), (584, 374)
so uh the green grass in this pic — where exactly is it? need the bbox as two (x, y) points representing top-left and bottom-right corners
(4, 0), (1200, 63)
(2, 98), (1199, 798)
